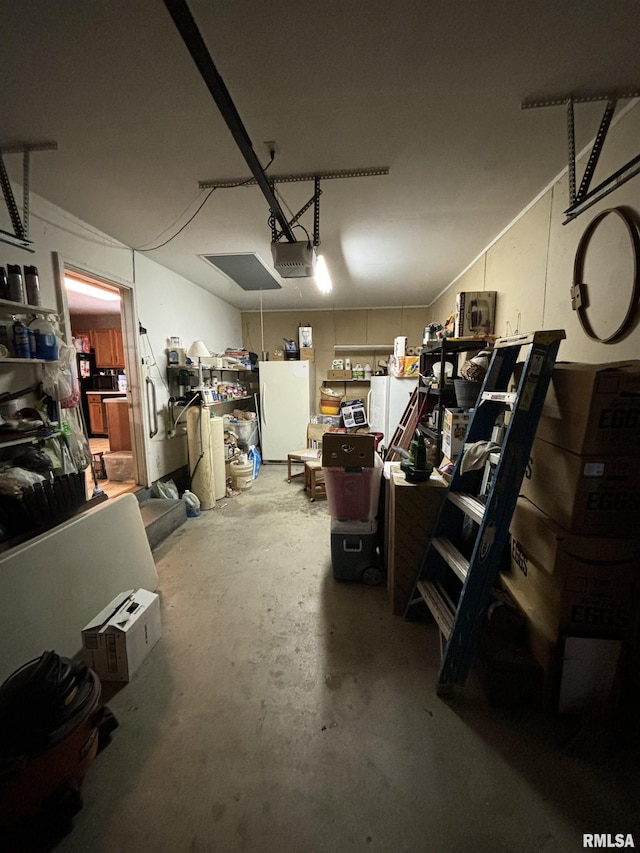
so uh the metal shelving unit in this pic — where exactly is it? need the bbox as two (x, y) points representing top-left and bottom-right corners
(419, 338), (491, 460)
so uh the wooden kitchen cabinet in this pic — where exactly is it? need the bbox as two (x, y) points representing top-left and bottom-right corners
(93, 328), (124, 368)
(104, 398), (131, 451)
(87, 394), (107, 434)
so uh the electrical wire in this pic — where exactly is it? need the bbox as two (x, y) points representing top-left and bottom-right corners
(136, 188), (217, 252)
(136, 152), (275, 253)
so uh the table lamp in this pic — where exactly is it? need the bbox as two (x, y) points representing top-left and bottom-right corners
(187, 340), (210, 389)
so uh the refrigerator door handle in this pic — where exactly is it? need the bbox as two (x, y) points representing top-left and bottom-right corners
(261, 382), (267, 425)
(366, 388), (372, 420)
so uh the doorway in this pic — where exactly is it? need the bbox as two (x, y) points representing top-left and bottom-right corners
(60, 266), (144, 499)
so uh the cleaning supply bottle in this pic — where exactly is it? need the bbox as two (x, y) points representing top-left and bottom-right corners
(12, 317), (31, 359)
(30, 316), (59, 360)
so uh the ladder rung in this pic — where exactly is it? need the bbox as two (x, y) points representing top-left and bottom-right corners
(481, 390), (517, 406)
(494, 329), (565, 348)
(432, 536), (469, 582)
(417, 580), (454, 639)
(447, 492), (485, 525)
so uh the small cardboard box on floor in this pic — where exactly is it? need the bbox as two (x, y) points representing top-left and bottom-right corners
(537, 360), (640, 456)
(521, 436), (640, 537)
(82, 589), (161, 682)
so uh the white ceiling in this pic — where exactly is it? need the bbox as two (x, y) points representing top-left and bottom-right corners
(1, 1), (639, 311)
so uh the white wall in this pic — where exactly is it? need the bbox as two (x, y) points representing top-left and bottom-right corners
(429, 100), (640, 363)
(1, 188), (241, 483)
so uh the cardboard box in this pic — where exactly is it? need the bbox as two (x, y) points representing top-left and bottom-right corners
(82, 589), (161, 682)
(501, 496), (640, 639)
(498, 567), (624, 713)
(521, 437), (640, 536)
(442, 408), (472, 459)
(270, 349), (285, 361)
(327, 369), (352, 380)
(385, 470), (447, 614)
(454, 291), (497, 338)
(537, 361), (640, 456)
(299, 347), (315, 362)
(495, 583), (623, 712)
(322, 432), (375, 468)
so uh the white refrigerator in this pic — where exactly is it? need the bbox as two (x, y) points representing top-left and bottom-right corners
(258, 360), (315, 461)
(368, 375), (418, 450)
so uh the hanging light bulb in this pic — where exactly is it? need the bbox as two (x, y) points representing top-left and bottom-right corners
(315, 254), (332, 294)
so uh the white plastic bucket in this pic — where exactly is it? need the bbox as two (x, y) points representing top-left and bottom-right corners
(230, 460), (253, 491)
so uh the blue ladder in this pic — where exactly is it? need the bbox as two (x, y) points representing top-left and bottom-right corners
(405, 330), (566, 695)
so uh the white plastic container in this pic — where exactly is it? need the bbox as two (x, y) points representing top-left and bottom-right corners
(182, 489), (201, 517)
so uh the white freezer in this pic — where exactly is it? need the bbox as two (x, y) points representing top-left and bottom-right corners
(259, 360), (315, 461)
(368, 375), (418, 450)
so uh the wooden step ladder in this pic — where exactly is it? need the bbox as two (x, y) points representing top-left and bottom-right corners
(385, 388), (429, 461)
(405, 330), (565, 695)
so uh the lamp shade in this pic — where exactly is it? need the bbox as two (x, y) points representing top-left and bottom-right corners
(187, 340), (210, 360)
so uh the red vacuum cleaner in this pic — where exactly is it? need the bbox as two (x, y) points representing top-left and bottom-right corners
(0, 651), (116, 833)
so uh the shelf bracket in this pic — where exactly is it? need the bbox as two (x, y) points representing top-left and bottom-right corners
(521, 90), (640, 223)
(0, 142), (58, 251)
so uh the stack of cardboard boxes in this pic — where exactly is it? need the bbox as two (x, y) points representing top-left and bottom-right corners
(499, 361), (640, 712)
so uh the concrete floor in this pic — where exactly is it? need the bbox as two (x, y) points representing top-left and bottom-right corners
(55, 464), (638, 852)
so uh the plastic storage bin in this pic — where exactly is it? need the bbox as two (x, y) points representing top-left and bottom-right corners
(330, 519), (381, 583)
(223, 415), (258, 448)
(104, 451), (133, 481)
(324, 454), (382, 521)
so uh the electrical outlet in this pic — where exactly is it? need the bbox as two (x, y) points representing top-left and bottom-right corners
(263, 140), (279, 159)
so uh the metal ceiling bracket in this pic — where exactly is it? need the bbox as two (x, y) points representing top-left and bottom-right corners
(521, 91), (640, 224)
(163, 0), (296, 242)
(199, 166), (389, 189)
(0, 141), (58, 251)
(271, 178), (323, 245)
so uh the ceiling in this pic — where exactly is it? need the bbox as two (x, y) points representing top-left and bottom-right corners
(1, 1), (639, 311)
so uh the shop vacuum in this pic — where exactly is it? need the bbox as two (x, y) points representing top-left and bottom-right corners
(0, 651), (117, 841)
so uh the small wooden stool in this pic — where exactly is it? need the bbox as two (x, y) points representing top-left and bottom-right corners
(287, 448), (319, 482)
(305, 459), (326, 501)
